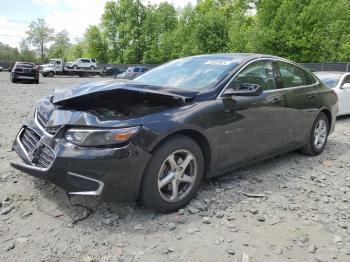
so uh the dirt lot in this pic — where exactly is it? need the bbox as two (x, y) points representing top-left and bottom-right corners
(0, 71), (349, 262)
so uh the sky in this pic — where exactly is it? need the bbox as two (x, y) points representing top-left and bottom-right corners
(0, 0), (197, 48)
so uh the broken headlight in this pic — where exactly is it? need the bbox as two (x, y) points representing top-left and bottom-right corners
(64, 126), (141, 146)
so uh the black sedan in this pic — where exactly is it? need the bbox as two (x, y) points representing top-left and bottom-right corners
(11, 54), (338, 213)
(10, 62), (39, 84)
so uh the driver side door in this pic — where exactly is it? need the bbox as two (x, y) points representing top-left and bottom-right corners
(216, 59), (285, 171)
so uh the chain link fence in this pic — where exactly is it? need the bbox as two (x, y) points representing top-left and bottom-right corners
(301, 62), (350, 72)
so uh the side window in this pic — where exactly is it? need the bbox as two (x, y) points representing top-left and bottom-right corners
(229, 60), (276, 91)
(134, 67), (140, 73)
(342, 75), (350, 85)
(56, 61), (61, 65)
(277, 62), (310, 88)
(82, 59), (90, 63)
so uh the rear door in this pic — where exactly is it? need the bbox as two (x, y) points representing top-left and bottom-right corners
(275, 61), (320, 148)
(216, 59), (285, 170)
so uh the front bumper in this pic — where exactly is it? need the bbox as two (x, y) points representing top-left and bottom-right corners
(11, 116), (151, 202)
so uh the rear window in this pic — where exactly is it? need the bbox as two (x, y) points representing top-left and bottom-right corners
(16, 63), (35, 68)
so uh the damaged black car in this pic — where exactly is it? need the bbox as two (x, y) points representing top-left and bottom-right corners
(11, 54), (338, 213)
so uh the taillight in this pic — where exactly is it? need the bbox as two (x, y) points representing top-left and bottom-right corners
(35, 65), (39, 73)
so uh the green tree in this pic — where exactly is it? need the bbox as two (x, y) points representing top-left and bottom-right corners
(26, 18), (54, 62)
(18, 39), (37, 62)
(84, 26), (108, 63)
(48, 30), (71, 60)
(141, 2), (178, 63)
(0, 42), (19, 61)
(102, 0), (145, 63)
(66, 41), (86, 61)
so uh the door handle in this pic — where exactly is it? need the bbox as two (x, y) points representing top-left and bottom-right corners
(307, 93), (316, 98)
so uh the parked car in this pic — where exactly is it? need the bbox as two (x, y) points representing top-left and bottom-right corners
(102, 67), (123, 77)
(11, 54), (338, 213)
(125, 66), (149, 79)
(10, 62), (39, 84)
(314, 71), (350, 116)
(116, 72), (126, 79)
(66, 58), (97, 70)
(0, 65), (3, 72)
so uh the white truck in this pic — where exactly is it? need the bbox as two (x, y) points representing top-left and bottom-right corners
(40, 58), (102, 77)
(66, 58), (97, 70)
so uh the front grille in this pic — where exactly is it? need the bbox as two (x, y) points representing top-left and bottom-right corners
(20, 128), (41, 152)
(33, 145), (55, 168)
(19, 128), (55, 168)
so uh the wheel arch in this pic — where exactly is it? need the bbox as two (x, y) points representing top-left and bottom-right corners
(320, 108), (332, 130)
(149, 129), (212, 177)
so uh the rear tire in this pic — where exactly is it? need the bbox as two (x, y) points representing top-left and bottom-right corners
(140, 135), (204, 213)
(10, 75), (16, 83)
(301, 112), (329, 156)
(73, 65), (78, 70)
(90, 66), (95, 70)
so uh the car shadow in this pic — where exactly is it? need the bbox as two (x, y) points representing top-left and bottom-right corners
(31, 134), (350, 234)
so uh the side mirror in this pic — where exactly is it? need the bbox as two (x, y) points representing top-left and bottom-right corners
(341, 83), (350, 89)
(222, 83), (263, 97)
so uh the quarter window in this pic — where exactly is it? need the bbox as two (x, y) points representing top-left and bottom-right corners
(229, 60), (276, 91)
(277, 61), (314, 88)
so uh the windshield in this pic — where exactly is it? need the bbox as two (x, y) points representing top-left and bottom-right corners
(315, 73), (342, 88)
(134, 56), (241, 90)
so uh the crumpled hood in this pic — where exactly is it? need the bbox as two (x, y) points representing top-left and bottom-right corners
(52, 80), (198, 104)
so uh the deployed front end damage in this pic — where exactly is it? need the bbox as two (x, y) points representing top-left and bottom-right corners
(11, 81), (195, 201)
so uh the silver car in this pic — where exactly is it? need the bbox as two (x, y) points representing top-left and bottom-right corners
(315, 71), (350, 116)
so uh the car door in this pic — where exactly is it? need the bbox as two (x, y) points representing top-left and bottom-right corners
(275, 61), (321, 148)
(216, 59), (285, 171)
(338, 74), (350, 115)
(54, 60), (61, 71)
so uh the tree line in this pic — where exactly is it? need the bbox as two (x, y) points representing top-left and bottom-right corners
(1, 0), (350, 65)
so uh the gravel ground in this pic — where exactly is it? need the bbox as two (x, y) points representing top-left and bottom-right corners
(0, 71), (349, 262)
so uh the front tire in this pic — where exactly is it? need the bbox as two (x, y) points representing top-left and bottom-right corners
(140, 135), (204, 213)
(73, 65), (78, 70)
(301, 112), (329, 155)
(48, 71), (54, 77)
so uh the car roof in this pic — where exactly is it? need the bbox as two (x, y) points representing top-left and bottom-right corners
(190, 53), (283, 62)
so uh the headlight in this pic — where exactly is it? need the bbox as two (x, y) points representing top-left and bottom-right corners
(65, 126), (141, 146)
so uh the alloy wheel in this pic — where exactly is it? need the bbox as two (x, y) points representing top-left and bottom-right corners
(314, 119), (327, 150)
(157, 149), (198, 203)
